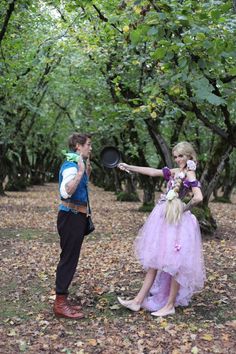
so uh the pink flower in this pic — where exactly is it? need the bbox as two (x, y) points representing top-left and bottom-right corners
(187, 160), (196, 171)
(174, 244), (181, 252)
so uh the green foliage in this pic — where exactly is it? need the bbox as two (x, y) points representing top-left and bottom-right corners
(116, 191), (140, 202)
(212, 196), (232, 204)
(138, 203), (154, 212)
(0, 0), (235, 202)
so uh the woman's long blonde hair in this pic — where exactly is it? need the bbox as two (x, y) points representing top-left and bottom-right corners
(165, 142), (197, 224)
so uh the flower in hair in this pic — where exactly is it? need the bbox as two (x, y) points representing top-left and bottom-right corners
(166, 189), (177, 201)
(187, 160), (196, 171)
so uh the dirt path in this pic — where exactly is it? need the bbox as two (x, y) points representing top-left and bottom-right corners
(0, 183), (235, 353)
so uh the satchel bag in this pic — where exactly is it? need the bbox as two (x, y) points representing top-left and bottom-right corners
(85, 186), (95, 236)
(85, 215), (95, 235)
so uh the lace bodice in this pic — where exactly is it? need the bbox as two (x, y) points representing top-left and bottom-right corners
(162, 167), (201, 200)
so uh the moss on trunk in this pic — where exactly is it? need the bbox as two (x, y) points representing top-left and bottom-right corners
(192, 205), (217, 235)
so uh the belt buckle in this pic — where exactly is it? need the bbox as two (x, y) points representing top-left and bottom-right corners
(71, 207), (79, 214)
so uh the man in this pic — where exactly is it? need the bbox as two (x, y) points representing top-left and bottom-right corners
(53, 132), (92, 319)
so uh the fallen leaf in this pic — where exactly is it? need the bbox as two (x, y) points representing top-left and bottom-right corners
(201, 333), (213, 341)
(87, 339), (97, 346)
(191, 347), (199, 354)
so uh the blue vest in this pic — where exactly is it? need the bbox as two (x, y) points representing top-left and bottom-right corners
(59, 161), (88, 212)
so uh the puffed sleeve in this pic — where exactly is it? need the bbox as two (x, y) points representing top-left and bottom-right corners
(162, 167), (171, 181)
(183, 180), (201, 189)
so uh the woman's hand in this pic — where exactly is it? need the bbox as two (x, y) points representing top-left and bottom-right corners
(118, 163), (129, 171)
(118, 163), (163, 177)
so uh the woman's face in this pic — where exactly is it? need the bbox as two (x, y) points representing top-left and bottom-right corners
(173, 149), (188, 169)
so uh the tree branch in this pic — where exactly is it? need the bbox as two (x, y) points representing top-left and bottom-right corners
(138, 43), (146, 93)
(185, 85), (230, 141)
(233, 0), (236, 13)
(52, 99), (75, 127)
(92, 4), (123, 33)
(53, 6), (67, 22)
(0, 0), (17, 44)
(148, 0), (161, 12)
(0, 44), (9, 73)
(220, 75), (236, 83)
(145, 118), (173, 167)
(204, 76), (232, 131)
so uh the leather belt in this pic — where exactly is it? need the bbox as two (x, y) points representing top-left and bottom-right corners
(61, 201), (87, 214)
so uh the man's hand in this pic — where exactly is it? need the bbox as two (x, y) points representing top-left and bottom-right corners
(77, 155), (85, 174)
(86, 156), (92, 176)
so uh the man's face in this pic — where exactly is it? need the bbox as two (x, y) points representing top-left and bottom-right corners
(77, 138), (92, 159)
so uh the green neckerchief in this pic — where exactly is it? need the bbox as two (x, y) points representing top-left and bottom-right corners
(62, 150), (80, 163)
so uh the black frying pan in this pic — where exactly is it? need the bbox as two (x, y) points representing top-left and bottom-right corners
(100, 146), (121, 168)
(100, 146), (131, 174)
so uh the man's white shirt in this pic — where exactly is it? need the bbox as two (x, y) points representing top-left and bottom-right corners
(60, 167), (77, 199)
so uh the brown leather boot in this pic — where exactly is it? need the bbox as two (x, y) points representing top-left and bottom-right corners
(65, 295), (82, 311)
(53, 294), (84, 319)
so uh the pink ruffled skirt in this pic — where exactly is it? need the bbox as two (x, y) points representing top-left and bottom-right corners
(134, 201), (206, 311)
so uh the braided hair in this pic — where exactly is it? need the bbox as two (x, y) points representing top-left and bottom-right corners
(165, 142), (197, 224)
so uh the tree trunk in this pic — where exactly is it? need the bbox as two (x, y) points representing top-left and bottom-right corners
(222, 158), (236, 202)
(143, 183), (155, 205)
(113, 169), (122, 193)
(138, 174), (156, 211)
(233, 0), (236, 13)
(145, 118), (173, 167)
(0, 182), (5, 196)
(116, 174), (140, 202)
(200, 140), (233, 204)
(0, 0), (17, 43)
(0, 142), (9, 195)
(213, 188), (218, 199)
(0, 168), (7, 195)
(222, 184), (234, 202)
(125, 176), (137, 195)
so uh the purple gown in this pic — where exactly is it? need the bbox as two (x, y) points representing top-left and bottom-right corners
(134, 167), (206, 311)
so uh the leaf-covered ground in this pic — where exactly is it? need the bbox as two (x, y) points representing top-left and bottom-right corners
(0, 183), (235, 354)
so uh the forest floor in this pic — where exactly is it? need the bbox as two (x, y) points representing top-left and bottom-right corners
(0, 183), (235, 354)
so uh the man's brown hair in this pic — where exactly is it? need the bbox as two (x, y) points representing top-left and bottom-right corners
(68, 133), (92, 151)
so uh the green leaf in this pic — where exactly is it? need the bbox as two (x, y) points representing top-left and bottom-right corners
(130, 25), (149, 45)
(206, 93), (226, 106)
(228, 67), (236, 75)
(151, 48), (166, 60)
(209, 10), (221, 20)
(178, 57), (188, 68)
(147, 26), (158, 36)
(192, 78), (212, 91)
(130, 29), (142, 45)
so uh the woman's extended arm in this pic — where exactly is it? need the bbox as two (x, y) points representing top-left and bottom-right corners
(118, 163), (164, 177)
(184, 171), (203, 211)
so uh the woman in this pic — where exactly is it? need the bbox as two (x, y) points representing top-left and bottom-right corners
(118, 142), (206, 317)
